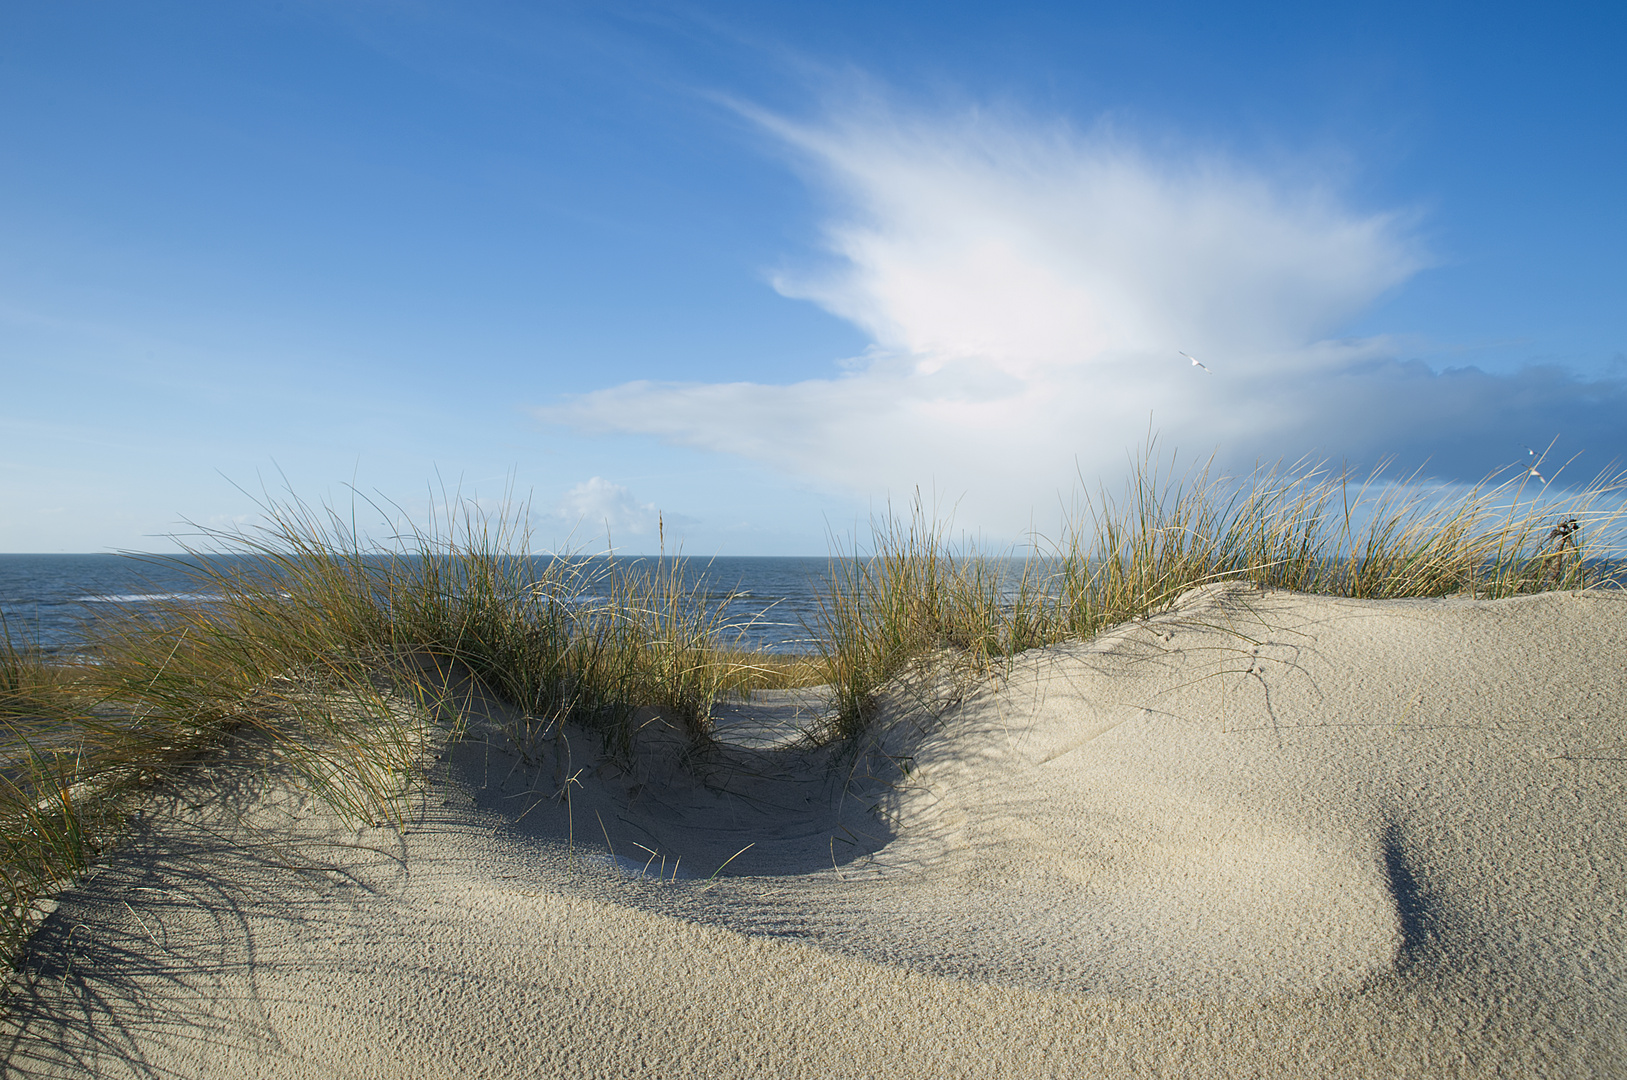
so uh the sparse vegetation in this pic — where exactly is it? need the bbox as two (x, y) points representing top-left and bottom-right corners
(812, 451), (1626, 736)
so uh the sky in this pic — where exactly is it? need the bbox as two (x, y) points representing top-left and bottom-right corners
(3, 0), (1624, 554)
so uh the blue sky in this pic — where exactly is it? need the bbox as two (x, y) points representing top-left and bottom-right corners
(3, 1), (1623, 554)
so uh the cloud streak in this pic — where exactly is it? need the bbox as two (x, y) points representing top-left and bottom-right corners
(540, 97), (1625, 536)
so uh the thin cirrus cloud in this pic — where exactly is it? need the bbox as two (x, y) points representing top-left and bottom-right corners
(539, 98), (1626, 538)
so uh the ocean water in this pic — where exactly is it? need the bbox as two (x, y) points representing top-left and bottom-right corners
(0, 554), (836, 656)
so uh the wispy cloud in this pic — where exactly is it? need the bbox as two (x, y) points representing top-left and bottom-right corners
(554, 476), (664, 539)
(539, 96), (1626, 536)
(549, 478), (702, 549)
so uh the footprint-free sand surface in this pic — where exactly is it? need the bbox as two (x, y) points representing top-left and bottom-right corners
(5, 584), (1626, 1077)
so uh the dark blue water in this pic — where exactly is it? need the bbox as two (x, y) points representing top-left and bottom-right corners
(0, 554), (835, 656)
(0, 555), (210, 655)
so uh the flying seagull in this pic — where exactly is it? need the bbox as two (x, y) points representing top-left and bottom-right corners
(1179, 351), (1211, 373)
(1521, 444), (1546, 482)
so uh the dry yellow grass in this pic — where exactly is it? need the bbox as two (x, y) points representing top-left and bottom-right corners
(812, 451), (1626, 737)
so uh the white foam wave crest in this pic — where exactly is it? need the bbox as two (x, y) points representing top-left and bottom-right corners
(83, 592), (223, 604)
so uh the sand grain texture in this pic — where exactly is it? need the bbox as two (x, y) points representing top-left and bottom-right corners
(5, 585), (1625, 1077)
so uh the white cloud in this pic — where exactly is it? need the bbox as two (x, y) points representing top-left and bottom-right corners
(538, 97), (1624, 538)
(554, 476), (662, 539)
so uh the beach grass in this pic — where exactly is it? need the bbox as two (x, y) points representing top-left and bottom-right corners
(0, 614), (120, 963)
(2, 451), (1624, 971)
(0, 494), (779, 968)
(812, 451), (1626, 736)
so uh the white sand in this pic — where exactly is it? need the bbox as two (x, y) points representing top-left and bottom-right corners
(6, 584), (1626, 1077)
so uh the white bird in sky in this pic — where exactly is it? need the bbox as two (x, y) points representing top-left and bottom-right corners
(1521, 445), (1546, 482)
(1179, 351), (1211, 373)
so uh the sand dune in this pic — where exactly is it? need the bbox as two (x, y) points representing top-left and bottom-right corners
(6, 584), (1626, 1077)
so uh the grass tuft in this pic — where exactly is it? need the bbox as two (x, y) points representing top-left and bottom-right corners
(0, 613), (113, 963)
(0, 490), (775, 968)
(812, 448), (1627, 737)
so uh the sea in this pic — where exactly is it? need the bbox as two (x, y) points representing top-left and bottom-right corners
(0, 554), (839, 657)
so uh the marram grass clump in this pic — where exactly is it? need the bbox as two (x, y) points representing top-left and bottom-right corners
(86, 496), (783, 785)
(0, 615), (118, 963)
(812, 453), (1627, 738)
(0, 494), (779, 968)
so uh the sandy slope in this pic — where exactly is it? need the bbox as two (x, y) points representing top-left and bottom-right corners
(5, 584), (1626, 1078)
